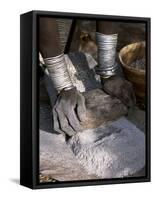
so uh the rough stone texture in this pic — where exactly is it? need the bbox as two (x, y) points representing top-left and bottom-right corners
(40, 103), (99, 181)
(68, 52), (101, 92)
(82, 89), (127, 129)
(127, 107), (145, 133)
(68, 117), (145, 178)
(40, 129), (98, 181)
(39, 92), (145, 181)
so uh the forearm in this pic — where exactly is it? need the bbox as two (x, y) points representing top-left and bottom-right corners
(96, 21), (118, 78)
(97, 21), (117, 34)
(39, 17), (73, 92)
(39, 17), (61, 58)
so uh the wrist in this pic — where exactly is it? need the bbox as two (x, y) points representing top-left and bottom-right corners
(101, 74), (117, 84)
(63, 85), (75, 91)
(44, 54), (74, 92)
(95, 32), (118, 78)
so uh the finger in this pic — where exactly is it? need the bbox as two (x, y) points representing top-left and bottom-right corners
(56, 107), (76, 136)
(52, 108), (65, 135)
(66, 109), (83, 132)
(76, 93), (87, 122)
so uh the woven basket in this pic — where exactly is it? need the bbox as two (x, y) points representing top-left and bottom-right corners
(119, 41), (145, 102)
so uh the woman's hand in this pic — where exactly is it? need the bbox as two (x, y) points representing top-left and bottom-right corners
(52, 87), (86, 136)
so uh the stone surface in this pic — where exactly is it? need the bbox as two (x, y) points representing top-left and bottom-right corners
(82, 89), (127, 129)
(40, 129), (98, 181)
(67, 52), (101, 92)
(127, 107), (145, 133)
(39, 52), (145, 181)
(39, 94), (145, 181)
(68, 117), (145, 179)
(40, 103), (99, 181)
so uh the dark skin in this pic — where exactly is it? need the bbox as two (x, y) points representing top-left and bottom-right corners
(97, 21), (118, 34)
(39, 18), (136, 136)
(39, 17), (61, 57)
(97, 21), (136, 108)
(39, 17), (86, 136)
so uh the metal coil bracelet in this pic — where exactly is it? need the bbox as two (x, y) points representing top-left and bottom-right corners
(95, 32), (118, 78)
(44, 54), (74, 91)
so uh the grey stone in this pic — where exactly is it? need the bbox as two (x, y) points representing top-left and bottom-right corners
(68, 117), (145, 178)
(40, 129), (98, 181)
(39, 103), (99, 181)
(39, 52), (145, 181)
(82, 89), (128, 129)
(39, 90), (145, 180)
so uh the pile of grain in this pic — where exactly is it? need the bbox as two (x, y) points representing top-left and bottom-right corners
(130, 58), (145, 70)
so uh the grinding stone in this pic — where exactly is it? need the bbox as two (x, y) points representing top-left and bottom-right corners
(40, 52), (145, 180)
(82, 89), (127, 129)
(68, 117), (145, 178)
(40, 103), (145, 180)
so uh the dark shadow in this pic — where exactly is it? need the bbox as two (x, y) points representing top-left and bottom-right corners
(39, 102), (53, 133)
(68, 52), (101, 91)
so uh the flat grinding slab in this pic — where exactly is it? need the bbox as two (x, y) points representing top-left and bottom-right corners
(39, 52), (145, 181)
(39, 90), (145, 180)
(68, 117), (145, 178)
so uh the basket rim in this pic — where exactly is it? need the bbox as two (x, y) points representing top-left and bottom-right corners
(119, 41), (145, 75)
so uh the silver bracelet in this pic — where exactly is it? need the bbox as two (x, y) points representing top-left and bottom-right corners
(95, 32), (118, 78)
(44, 54), (74, 91)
